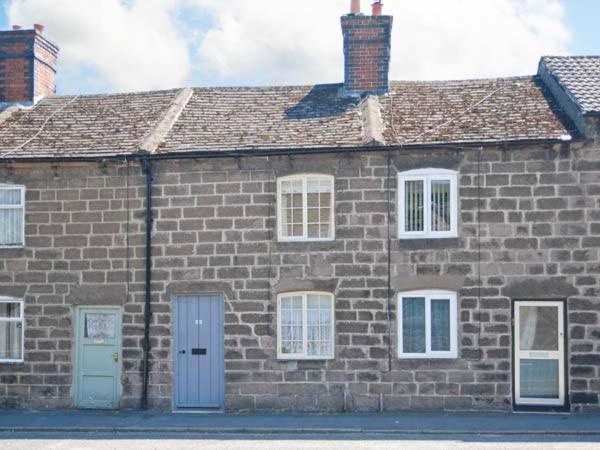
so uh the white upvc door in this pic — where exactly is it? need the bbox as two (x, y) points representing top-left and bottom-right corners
(514, 301), (565, 406)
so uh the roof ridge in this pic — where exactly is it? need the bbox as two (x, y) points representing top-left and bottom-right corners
(388, 75), (534, 85)
(138, 88), (194, 154)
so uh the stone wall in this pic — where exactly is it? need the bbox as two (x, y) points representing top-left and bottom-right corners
(0, 140), (599, 412)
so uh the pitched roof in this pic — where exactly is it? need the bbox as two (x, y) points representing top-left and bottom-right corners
(159, 84), (365, 153)
(0, 89), (181, 158)
(540, 56), (600, 115)
(381, 77), (570, 145)
(0, 75), (575, 160)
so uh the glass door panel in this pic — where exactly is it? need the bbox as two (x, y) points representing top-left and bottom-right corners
(514, 301), (564, 407)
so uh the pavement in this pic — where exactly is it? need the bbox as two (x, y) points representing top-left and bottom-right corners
(0, 410), (600, 436)
(2, 432), (600, 450)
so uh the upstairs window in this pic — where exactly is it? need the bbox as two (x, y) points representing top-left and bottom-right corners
(398, 290), (458, 359)
(277, 175), (334, 241)
(0, 298), (24, 363)
(0, 184), (25, 247)
(277, 292), (335, 360)
(398, 169), (457, 239)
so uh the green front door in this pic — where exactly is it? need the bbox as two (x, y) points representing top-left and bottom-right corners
(75, 307), (121, 409)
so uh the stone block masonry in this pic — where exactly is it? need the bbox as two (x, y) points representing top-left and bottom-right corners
(0, 141), (599, 412)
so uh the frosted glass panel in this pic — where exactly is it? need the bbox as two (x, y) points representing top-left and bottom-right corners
(519, 306), (559, 351)
(402, 297), (425, 353)
(84, 313), (116, 339)
(520, 359), (559, 399)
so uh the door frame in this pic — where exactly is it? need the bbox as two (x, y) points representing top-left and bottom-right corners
(511, 299), (569, 412)
(172, 293), (225, 411)
(73, 305), (123, 409)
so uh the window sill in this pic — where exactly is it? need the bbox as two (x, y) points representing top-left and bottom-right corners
(277, 356), (334, 362)
(398, 355), (458, 360)
(277, 238), (335, 243)
(0, 360), (24, 364)
(393, 237), (462, 250)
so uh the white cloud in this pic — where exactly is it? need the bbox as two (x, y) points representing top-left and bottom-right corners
(7, 0), (191, 92)
(191, 0), (570, 84)
(5, 0), (571, 92)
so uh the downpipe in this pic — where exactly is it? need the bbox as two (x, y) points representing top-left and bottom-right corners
(141, 158), (154, 409)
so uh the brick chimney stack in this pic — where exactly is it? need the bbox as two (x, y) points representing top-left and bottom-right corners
(341, 1), (393, 97)
(0, 24), (59, 106)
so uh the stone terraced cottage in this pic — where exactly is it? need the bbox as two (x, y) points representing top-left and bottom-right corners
(0, 3), (599, 413)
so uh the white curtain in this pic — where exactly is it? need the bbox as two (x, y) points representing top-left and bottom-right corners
(0, 189), (23, 246)
(405, 180), (424, 232)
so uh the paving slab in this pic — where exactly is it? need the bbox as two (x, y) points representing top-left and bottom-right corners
(0, 410), (599, 435)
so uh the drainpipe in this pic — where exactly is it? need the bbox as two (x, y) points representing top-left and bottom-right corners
(141, 158), (153, 409)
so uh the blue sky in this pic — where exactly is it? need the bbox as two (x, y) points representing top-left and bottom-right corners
(1, 0), (598, 95)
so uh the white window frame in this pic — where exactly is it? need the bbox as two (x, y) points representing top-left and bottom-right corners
(277, 291), (335, 360)
(397, 168), (458, 239)
(277, 174), (335, 242)
(0, 184), (26, 248)
(397, 290), (458, 359)
(0, 297), (25, 364)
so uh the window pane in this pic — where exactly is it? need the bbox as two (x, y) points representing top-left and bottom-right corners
(519, 306), (559, 351)
(431, 299), (451, 351)
(405, 180), (424, 232)
(307, 178), (332, 239)
(307, 294), (332, 357)
(520, 359), (559, 399)
(0, 209), (23, 246)
(431, 180), (451, 232)
(0, 302), (21, 318)
(402, 297), (426, 353)
(84, 313), (116, 339)
(280, 180), (303, 238)
(281, 296), (303, 355)
(0, 189), (21, 205)
(0, 321), (22, 360)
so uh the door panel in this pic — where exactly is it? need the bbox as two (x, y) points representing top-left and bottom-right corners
(75, 308), (121, 409)
(514, 301), (565, 407)
(174, 295), (224, 409)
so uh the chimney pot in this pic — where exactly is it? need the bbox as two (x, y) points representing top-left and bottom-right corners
(372, 1), (383, 16)
(33, 23), (44, 33)
(351, 0), (361, 14)
(12, 25), (22, 30)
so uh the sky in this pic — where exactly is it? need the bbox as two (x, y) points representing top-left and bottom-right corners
(0, 0), (598, 95)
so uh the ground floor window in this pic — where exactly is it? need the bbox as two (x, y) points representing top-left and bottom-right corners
(277, 292), (334, 360)
(398, 290), (457, 359)
(0, 297), (24, 363)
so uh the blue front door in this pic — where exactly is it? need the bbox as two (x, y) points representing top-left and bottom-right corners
(174, 295), (224, 409)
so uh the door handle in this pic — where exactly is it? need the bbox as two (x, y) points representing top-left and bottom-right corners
(113, 352), (119, 362)
(179, 350), (186, 355)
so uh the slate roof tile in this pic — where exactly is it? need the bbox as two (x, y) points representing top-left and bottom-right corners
(381, 77), (570, 145)
(540, 56), (600, 114)
(0, 75), (574, 160)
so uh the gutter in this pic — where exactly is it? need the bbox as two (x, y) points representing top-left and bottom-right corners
(0, 137), (578, 164)
(140, 158), (153, 409)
